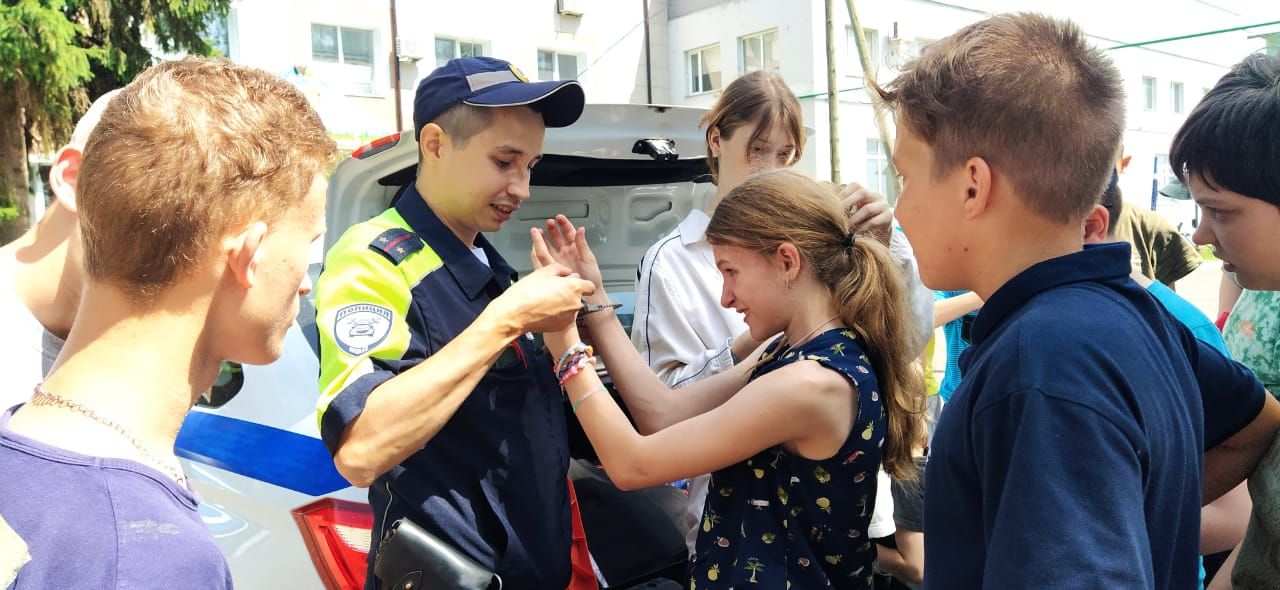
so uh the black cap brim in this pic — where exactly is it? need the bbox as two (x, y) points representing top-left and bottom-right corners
(464, 80), (585, 128)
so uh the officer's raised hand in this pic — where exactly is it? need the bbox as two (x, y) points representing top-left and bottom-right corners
(489, 263), (594, 334)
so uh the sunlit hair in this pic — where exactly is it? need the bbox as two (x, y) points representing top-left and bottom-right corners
(871, 12), (1124, 224)
(78, 58), (335, 302)
(700, 70), (804, 184)
(705, 169), (925, 480)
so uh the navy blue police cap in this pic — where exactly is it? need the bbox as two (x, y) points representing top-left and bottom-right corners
(412, 56), (585, 139)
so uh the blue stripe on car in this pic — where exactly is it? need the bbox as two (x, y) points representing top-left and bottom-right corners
(176, 412), (351, 496)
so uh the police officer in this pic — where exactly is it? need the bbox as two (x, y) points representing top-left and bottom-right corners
(315, 56), (593, 590)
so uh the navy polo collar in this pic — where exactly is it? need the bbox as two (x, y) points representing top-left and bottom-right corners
(971, 242), (1133, 345)
(395, 183), (518, 300)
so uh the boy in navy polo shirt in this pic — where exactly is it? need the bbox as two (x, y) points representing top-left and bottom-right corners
(873, 13), (1280, 589)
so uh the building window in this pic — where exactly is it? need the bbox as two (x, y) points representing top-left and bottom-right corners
(687, 44), (722, 95)
(311, 24), (376, 95)
(739, 29), (779, 74)
(1154, 154), (1177, 186)
(435, 37), (484, 67)
(844, 26), (879, 76)
(865, 139), (897, 200)
(1171, 81), (1184, 113)
(537, 50), (581, 81)
(1142, 76), (1157, 111)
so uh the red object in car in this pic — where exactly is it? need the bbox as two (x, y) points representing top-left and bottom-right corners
(293, 499), (374, 590)
(352, 132), (402, 160)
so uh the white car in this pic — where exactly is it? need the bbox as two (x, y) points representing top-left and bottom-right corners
(176, 103), (714, 589)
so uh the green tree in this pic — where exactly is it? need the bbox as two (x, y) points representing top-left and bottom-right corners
(0, 0), (229, 234)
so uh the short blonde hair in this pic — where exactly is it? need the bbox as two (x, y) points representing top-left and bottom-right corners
(78, 58), (335, 300)
(873, 13), (1124, 224)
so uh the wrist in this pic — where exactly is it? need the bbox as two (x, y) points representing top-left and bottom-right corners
(477, 303), (524, 342)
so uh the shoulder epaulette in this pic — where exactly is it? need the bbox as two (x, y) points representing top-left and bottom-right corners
(368, 228), (424, 265)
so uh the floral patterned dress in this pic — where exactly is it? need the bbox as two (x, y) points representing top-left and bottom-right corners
(689, 328), (887, 589)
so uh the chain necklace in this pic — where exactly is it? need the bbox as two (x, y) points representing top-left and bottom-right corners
(780, 315), (841, 354)
(29, 385), (188, 487)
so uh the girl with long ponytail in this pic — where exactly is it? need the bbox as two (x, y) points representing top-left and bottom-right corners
(532, 169), (925, 589)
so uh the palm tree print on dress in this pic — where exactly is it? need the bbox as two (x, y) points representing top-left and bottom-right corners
(689, 328), (887, 589)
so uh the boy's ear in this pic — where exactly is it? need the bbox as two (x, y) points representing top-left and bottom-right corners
(962, 156), (993, 220)
(48, 145), (83, 212)
(224, 221), (269, 288)
(1082, 204), (1109, 243)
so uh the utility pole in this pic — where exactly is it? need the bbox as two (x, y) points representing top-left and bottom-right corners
(389, 0), (403, 132)
(825, 0), (841, 184)
(643, 0), (653, 104)
(844, 0), (900, 199)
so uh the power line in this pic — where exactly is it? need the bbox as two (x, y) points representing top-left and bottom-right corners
(1107, 19), (1280, 50)
(577, 3), (668, 79)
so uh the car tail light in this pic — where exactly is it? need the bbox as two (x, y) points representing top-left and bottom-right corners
(351, 132), (402, 160)
(292, 498), (374, 590)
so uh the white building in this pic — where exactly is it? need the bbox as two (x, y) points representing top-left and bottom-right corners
(212, 0), (671, 149)
(203, 0), (1279, 232)
(666, 0), (1279, 228)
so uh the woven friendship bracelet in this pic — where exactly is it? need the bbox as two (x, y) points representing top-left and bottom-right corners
(555, 342), (592, 376)
(558, 355), (597, 387)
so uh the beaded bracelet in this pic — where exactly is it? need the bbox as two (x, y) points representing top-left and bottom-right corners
(571, 386), (608, 413)
(555, 342), (592, 376)
(559, 355), (597, 387)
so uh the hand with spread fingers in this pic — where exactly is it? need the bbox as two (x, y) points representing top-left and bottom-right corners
(533, 214), (605, 292)
(839, 182), (894, 246)
(530, 224), (591, 357)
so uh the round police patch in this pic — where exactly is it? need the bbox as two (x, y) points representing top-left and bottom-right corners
(333, 304), (394, 356)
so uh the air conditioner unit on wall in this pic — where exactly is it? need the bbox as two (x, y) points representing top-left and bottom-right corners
(397, 38), (424, 62)
(884, 37), (920, 70)
(558, 0), (584, 17)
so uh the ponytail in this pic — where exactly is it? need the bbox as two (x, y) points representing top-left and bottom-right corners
(706, 169), (925, 481)
(832, 234), (926, 480)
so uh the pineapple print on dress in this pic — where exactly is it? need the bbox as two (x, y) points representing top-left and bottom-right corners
(689, 329), (887, 588)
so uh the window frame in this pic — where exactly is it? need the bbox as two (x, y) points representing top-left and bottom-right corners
(434, 36), (486, 67)
(738, 29), (780, 75)
(1142, 75), (1157, 111)
(686, 44), (722, 96)
(865, 138), (898, 201)
(1171, 81), (1184, 114)
(536, 49), (584, 81)
(310, 23), (378, 96)
(844, 26), (879, 77)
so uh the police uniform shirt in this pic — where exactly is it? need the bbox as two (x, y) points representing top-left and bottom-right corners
(315, 183), (571, 590)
